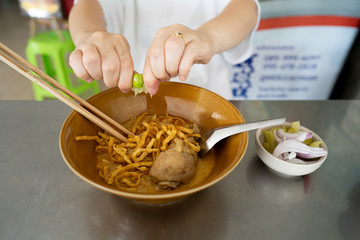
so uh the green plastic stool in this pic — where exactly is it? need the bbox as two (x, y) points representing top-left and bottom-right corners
(26, 30), (99, 101)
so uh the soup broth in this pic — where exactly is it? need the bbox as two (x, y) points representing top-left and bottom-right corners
(76, 112), (216, 193)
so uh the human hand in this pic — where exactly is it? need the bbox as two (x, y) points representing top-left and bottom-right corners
(69, 31), (134, 93)
(143, 24), (215, 95)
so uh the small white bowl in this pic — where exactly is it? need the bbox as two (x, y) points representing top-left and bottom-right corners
(255, 122), (328, 176)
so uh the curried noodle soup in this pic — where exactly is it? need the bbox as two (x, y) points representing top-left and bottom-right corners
(76, 112), (215, 193)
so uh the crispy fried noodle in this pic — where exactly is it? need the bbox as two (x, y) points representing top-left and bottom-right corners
(75, 113), (201, 190)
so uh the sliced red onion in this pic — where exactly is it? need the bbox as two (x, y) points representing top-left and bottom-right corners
(272, 140), (311, 158)
(273, 129), (283, 143)
(279, 151), (297, 160)
(297, 147), (328, 159)
(272, 139), (327, 160)
(287, 151), (297, 159)
(276, 129), (312, 142)
(306, 132), (313, 139)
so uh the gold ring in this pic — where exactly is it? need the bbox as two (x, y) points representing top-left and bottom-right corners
(174, 32), (186, 45)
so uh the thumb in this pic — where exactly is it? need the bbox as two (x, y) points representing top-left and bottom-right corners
(143, 57), (160, 95)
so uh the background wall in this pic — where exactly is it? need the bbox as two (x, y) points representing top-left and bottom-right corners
(0, 0), (34, 100)
(330, 31), (360, 99)
(260, 0), (360, 99)
(0, 0), (359, 100)
(252, 0), (360, 99)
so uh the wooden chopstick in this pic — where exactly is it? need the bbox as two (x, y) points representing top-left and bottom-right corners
(0, 42), (133, 137)
(0, 42), (131, 142)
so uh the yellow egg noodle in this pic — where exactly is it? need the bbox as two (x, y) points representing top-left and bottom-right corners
(75, 113), (201, 190)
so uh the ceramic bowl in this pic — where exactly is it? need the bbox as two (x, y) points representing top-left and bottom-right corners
(59, 82), (248, 204)
(255, 122), (328, 176)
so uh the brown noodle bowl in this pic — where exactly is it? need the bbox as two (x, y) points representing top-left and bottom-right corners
(75, 112), (215, 193)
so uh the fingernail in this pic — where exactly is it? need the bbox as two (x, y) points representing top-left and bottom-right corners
(148, 88), (157, 95)
(179, 75), (187, 81)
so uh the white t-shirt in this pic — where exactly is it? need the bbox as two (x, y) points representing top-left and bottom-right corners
(94, 0), (260, 99)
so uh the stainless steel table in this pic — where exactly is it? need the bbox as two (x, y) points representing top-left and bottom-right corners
(1, 100), (359, 240)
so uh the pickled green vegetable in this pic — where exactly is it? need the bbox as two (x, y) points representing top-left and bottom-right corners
(303, 138), (313, 145)
(309, 141), (322, 148)
(262, 130), (277, 153)
(288, 121), (300, 133)
(262, 121), (324, 156)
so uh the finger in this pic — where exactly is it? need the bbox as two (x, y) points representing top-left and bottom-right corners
(165, 35), (185, 77)
(116, 46), (134, 93)
(143, 55), (160, 95)
(80, 44), (103, 80)
(178, 45), (195, 82)
(98, 46), (120, 88)
(147, 42), (170, 81)
(69, 49), (93, 82)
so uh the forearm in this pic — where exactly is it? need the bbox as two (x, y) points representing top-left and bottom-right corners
(69, 0), (107, 46)
(197, 0), (258, 54)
